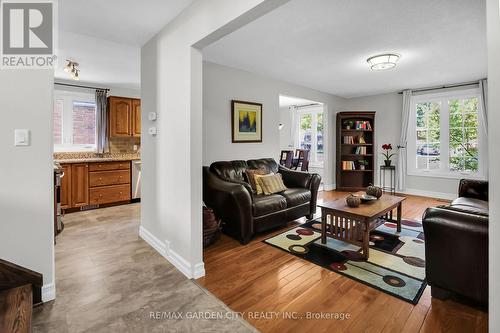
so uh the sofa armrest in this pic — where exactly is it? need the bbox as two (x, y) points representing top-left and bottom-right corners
(458, 179), (488, 201)
(278, 166), (312, 188)
(422, 207), (488, 304)
(203, 167), (254, 244)
(278, 166), (321, 216)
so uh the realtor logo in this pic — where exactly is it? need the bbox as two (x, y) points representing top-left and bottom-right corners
(1, 0), (55, 68)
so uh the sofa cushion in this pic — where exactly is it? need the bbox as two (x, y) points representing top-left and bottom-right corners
(252, 193), (287, 216)
(247, 158), (279, 174)
(280, 188), (311, 207)
(210, 160), (248, 182)
(444, 197), (489, 216)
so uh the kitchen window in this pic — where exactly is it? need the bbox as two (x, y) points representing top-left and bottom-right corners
(407, 89), (487, 179)
(53, 90), (97, 152)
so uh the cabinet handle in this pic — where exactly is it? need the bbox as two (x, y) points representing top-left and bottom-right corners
(99, 178), (102, 181)
(99, 194), (103, 197)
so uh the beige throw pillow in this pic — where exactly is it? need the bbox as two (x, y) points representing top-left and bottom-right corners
(256, 173), (287, 195)
(253, 173), (271, 195)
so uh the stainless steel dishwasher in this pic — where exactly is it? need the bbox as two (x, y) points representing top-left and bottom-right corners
(132, 160), (141, 199)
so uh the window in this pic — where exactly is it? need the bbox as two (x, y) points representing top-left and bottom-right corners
(297, 106), (324, 167)
(408, 89), (486, 179)
(54, 90), (97, 152)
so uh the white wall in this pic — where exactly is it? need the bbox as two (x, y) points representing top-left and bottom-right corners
(0, 70), (55, 301)
(487, 0), (499, 330)
(54, 79), (141, 98)
(202, 61), (343, 186)
(140, 0), (291, 279)
(343, 92), (460, 199)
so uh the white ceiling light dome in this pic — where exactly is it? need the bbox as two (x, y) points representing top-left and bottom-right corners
(367, 53), (400, 71)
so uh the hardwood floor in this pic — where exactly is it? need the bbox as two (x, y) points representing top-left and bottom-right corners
(198, 191), (488, 333)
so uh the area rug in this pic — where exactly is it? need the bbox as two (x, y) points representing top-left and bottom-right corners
(264, 218), (427, 304)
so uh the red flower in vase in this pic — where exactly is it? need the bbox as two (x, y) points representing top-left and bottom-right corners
(382, 144), (393, 151)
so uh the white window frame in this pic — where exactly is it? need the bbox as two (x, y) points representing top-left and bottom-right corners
(297, 105), (324, 168)
(54, 90), (97, 152)
(407, 88), (487, 180)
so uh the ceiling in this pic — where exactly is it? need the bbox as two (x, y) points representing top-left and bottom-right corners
(55, 0), (194, 89)
(203, 0), (487, 98)
(59, 0), (194, 47)
(279, 95), (321, 108)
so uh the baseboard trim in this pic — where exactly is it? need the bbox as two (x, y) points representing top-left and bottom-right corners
(323, 183), (336, 191)
(42, 283), (55, 302)
(399, 188), (456, 201)
(139, 225), (166, 256)
(139, 225), (205, 279)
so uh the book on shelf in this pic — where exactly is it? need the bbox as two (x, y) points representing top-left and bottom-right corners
(354, 120), (372, 130)
(343, 136), (355, 144)
(354, 146), (367, 154)
(342, 160), (356, 170)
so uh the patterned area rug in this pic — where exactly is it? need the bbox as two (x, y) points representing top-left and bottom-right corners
(264, 218), (427, 304)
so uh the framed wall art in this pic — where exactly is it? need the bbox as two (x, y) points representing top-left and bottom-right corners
(231, 100), (263, 143)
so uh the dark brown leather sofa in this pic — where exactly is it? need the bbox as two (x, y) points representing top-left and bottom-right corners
(203, 158), (321, 244)
(423, 179), (488, 305)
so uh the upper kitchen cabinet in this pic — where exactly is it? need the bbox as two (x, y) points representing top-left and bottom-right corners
(109, 96), (141, 138)
(132, 99), (141, 137)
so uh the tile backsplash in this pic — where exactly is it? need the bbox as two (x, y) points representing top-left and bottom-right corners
(109, 137), (140, 154)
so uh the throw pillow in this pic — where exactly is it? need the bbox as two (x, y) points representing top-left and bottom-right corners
(245, 169), (268, 191)
(253, 173), (271, 195)
(258, 173), (287, 195)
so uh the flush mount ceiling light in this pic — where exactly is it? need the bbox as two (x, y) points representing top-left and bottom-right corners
(64, 60), (80, 80)
(367, 53), (400, 71)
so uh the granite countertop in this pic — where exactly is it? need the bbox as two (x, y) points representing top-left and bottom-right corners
(54, 153), (140, 164)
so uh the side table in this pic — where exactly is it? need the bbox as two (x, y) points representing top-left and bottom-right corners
(380, 165), (396, 195)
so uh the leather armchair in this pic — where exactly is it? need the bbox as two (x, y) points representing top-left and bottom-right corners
(203, 158), (321, 244)
(423, 179), (488, 305)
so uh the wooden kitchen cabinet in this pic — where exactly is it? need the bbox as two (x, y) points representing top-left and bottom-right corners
(109, 96), (141, 138)
(60, 164), (71, 209)
(71, 163), (89, 208)
(60, 161), (132, 211)
(109, 97), (132, 137)
(132, 99), (141, 137)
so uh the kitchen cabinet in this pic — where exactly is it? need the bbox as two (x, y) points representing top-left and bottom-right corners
(109, 96), (141, 138)
(60, 161), (132, 210)
(71, 163), (89, 208)
(60, 164), (71, 209)
(132, 99), (141, 137)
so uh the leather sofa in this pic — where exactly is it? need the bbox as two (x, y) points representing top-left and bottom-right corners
(203, 158), (321, 244)
(423, 179), (488, 305)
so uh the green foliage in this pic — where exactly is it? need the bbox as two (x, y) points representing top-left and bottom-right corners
(300, 113), (312, 130)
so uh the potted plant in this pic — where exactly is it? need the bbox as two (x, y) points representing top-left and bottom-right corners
(358, 159), (369, 170)
(381, 143), (396, 166)
(344, 120), (355, 130)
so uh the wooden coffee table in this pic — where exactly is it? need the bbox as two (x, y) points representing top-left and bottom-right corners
(318, 192), (406, 259)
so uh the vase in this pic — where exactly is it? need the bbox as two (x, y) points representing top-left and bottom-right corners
(384, 160), (392, 167)
(359, 165), (365, 170)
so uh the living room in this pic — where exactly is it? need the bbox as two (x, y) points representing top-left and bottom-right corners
(1, 0), (499, 332)
(200, 0), (489, 331)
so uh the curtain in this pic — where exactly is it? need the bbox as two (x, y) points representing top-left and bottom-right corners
(479, 79), (488, 137)
(95, 89), (109, 154)
(397, 90), (412, 191)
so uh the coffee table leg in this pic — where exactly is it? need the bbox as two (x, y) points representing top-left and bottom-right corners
(363, 221), (370, 259)
(321, 209), (327, 244)
(397, 202), (402, 232)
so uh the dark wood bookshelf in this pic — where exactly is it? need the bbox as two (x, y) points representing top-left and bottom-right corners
(336, 111), (376, 191)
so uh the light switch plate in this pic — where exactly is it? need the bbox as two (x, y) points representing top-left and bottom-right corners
(14, 129), (30, 146)
(148, 112), (157, 121)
